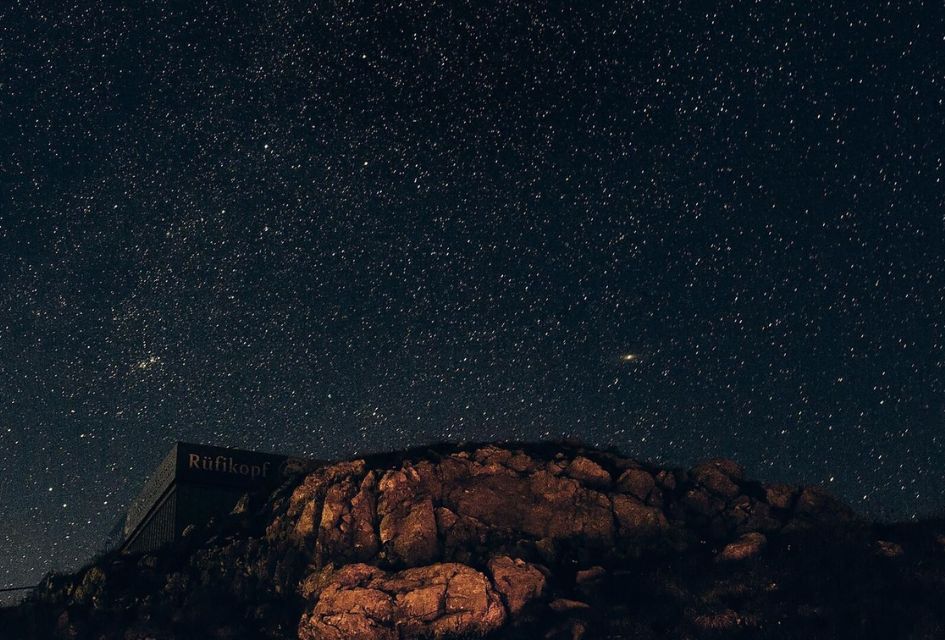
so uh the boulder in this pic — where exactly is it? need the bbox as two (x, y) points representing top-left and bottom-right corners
(616, 468), (656, 501)
(298, 563), (509, 640)
(726, 495), (781, 534)
(442, 465), (615, 544)
(487, 556), (546, 615)
(575, 566), (607, 598)
(681, 487), (726, 520)
(655, 469), (678, 491)
(566, 456), (611, 488)
(764, 483), (798, 510)
(790, 486), (855, 526)
(718, 532), (767, 562)
(316, 471), (379, 562)
(549, 598), (591, 613)
(378, 470), (439, 565)
(690, 460), (742, 499)
(612, 494), (667, 538)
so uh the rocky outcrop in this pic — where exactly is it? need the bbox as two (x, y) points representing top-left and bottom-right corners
(259, 444), (866, 638)
(275, 446), (844, 568)
(295, 555), (546, 640)
(717, 532), (767, 562)
(791, 485), (857, 527)
(5, 441), (943, 640)
(487, 556), (546, 615)
(298, 562), (510, 640)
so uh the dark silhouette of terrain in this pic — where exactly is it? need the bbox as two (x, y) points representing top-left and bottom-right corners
(2, 441), (944, 639)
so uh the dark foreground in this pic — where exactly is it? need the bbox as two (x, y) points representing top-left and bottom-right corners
(3, 442), (944, 639)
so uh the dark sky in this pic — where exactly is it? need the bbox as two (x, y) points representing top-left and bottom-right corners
(1, 1), (943, 594)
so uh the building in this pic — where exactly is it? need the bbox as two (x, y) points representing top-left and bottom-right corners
(122, 442), (312, 554)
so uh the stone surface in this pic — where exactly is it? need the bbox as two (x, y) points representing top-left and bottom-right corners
(566, 456), (611, 488)
(575, 566), (607, 598)
(791, 486), (856, 526)
(575, 566), (606, 586)
(298, 563), (509, 640)
(615, 468), (656, 501)
(316, 470), (379, 563)
(10, 442), (933, 640)
(378, 470), (439, 566)
(690, 460), (742, 499)
(487, 556), (546, 615)
(549, 598), (591, 612)
(612, 494), (667, 538)
(718, 532), (767, 561)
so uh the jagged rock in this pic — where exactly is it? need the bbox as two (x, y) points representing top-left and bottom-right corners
(434, 506), (485, 557)
(681, 486), (726, 519)
(718, 532), (767, 561)
(8, 441), (940, 640)
(298, 565), (397, 640)
(72, 566), (106, 607)
(437, 459), (615, 544)
(549, 598), (591, 613)
(612, 494), (667, 538)
(317, 470), (379, 563)
(764, 483), (798, 510)
(690, 460), (742, 499)
(575, 565), (606, 586)
(655, 469), (677, 491)
(710, 458), (746, 481)
(487, 556), (546, 615)
(287, 460), (368, 543)
(298, 563), (508, 640)
(566, 456), (611, 488)
(616, 468), (656, 501)
(378, 469), (439, 566)
(575, 566), (606, 598)
(790, 486), (856, 527)
(726, 495), (781, 534)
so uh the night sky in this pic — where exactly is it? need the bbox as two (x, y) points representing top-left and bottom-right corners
(2, 1), (943, 595)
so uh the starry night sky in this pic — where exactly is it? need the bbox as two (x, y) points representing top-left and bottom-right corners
(2, 1), (943, 594)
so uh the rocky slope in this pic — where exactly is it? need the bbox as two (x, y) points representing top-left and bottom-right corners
(3, 442), (944, 639)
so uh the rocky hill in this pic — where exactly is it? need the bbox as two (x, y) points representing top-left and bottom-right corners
(3, 442), (944, 639)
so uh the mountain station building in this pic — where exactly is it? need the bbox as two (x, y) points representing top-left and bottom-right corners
(122, 442), (313, 554)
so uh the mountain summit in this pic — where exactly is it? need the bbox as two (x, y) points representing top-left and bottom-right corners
(3, 442), (944, 639)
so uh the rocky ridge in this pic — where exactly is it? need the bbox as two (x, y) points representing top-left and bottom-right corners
(3, 442), (943, 639)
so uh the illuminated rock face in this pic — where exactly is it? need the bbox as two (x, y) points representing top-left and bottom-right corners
(14, 442), (941, 640)
(297, 562), (512, 640)
(269, 445), (854, 639)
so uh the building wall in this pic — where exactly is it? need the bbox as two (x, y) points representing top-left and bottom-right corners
(124, 445), (178, 539)
(174, 483), (247, 537)
(124, 486), (177, 554)
(122, 442), (319, 554)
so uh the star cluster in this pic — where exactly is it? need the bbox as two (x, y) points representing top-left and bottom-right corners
(1, 1), (943, 595)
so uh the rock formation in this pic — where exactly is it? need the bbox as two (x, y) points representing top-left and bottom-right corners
(2, 441), (943, 639)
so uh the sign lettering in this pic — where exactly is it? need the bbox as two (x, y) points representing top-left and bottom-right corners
(187, 453), (271, 479)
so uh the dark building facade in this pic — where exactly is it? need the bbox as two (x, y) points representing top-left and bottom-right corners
(122, 442), (312, 554)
